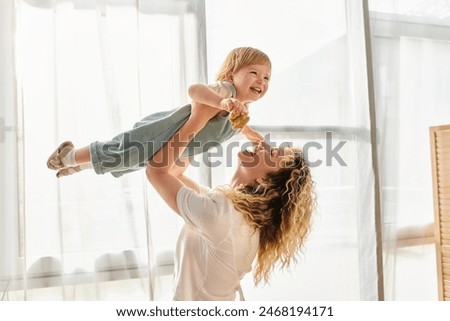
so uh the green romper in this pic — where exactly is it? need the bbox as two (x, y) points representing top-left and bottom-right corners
(89, 81), (238, 177)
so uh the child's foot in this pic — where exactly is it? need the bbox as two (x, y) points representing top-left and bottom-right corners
(56, 165), (82, 178)
(47, 141), (74, 170)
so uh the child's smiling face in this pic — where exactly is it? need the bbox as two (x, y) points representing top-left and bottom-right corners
(229, 64), (271, 104)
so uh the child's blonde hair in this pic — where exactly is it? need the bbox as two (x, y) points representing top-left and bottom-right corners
(216, 47), (272, 82)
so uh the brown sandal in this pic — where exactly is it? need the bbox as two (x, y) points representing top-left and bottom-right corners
(56, 165), (82, 178)
(47, 141), (74, 170)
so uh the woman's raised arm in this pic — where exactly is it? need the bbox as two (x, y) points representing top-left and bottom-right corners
(146, 103), (217, 214)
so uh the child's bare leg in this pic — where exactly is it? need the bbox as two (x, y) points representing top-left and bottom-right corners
(75, 146), (91, 164)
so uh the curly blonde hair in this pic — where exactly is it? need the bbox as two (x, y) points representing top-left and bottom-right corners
(221, 147), (316, 284)
(216, 47), (272, 82)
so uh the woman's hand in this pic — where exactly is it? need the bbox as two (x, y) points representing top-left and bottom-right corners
(147, 102), (214, 215)
(191, 102), (221, 123)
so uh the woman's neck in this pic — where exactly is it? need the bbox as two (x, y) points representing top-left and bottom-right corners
(231, 172), (245, 189)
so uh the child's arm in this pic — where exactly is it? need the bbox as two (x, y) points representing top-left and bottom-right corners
(241, 125), (264, 144)
(188, 83), (247, 115)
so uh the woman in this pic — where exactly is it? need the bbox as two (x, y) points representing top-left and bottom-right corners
(146, 102), (315, 300)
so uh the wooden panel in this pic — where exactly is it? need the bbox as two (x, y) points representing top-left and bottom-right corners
(430, 124), (450, 301)
(439, 208), (450, 215)
(438, 181), (450, 189)
(438, 189), (450, 197)
(438, 170), (450, 177)
(435, 129), (450, 139)
(445, 279), (450, 287)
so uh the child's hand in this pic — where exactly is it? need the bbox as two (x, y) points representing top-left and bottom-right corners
(241, 125), (264, 144)
(220, 98), (247, 115)
(229, 112), (250, 129)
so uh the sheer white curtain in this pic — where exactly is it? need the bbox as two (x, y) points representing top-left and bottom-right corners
(369, 0), (450, 300)
(1, 0), (205, 300)
(0, 0), (23, 301)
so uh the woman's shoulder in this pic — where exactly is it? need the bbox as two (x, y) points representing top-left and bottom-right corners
(178, 185), (230, 207)
(177, 186), (240, 231)
(204, 186), (231, 203)
(198, 186), (239, 214)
